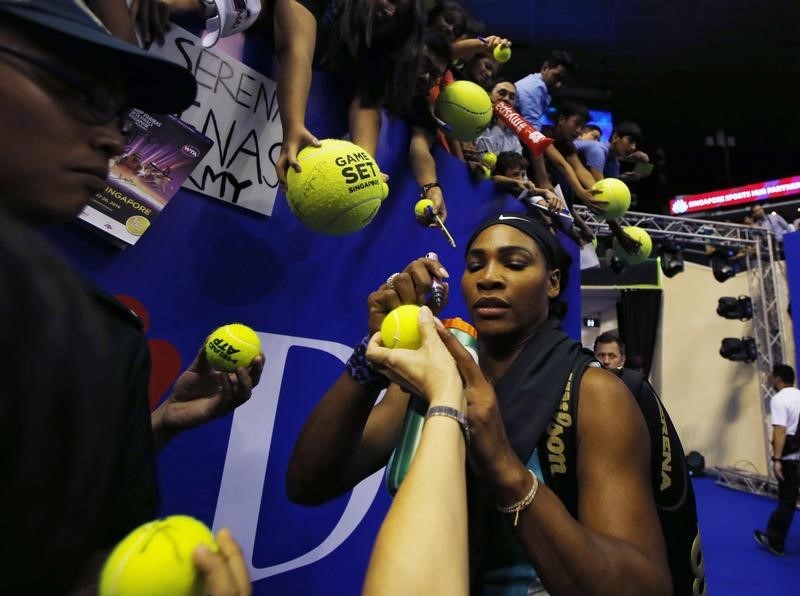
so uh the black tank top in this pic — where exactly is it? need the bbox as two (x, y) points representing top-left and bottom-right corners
(538, 362), (708, 596)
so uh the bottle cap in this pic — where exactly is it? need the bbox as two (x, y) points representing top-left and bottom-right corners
(442, 317), (477, 338)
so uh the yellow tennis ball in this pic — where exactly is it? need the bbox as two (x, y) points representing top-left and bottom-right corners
(286, 139), (389, 235)
(414, 198), (435, 219)
(205, 323), (261, 372)
(591, 177), (631, 220)
(477, 164), (491, 179)
(434, 81), (493, 141)
(493, 45), (511, 63)
(482, 152), (497, 168)
(613, 227), (653, 265)
(99, 515), (217, 596)
(380, 304), (422, 349)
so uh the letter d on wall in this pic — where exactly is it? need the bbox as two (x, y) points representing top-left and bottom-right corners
(212, 333), (384, 581)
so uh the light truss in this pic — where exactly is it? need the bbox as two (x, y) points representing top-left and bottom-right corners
(576, 207), (788, 490)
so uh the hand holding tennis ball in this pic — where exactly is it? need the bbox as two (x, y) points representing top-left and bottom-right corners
(493, 44), (511, 63)
(590, 177), (631, 220)
(414, 198), (436, 223)
(613, 226), (652, 265)
(205, 323), (262, 372)
(285, 139), (388, 235)
(381, 304), (423, 349)
(482, 152), (497, 169)
(100, 516), (218, 596)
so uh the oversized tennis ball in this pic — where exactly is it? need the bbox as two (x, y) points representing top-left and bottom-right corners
(482, 152), (497, 169)
(477, 165), (491, 179)
(613, 226), (652, 265)
(205, 323), (261, 372)
(493, 45), (511, 63)
(591, 177), (631, 220)
(434, 81), (493, 141)
(99, 515), (217, 596)
(286, 139), (389, 235)
(380, 304), (422, 349)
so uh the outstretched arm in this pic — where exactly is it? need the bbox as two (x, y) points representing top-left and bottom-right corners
(350, 96), (382, 159)
(274, 0), (322, 187)
(409, 126), (448, 222)
(286, 258), (451, 504)
(151, 346), (264, 450)
(363, 308), (469, 595)
(87, 0), (138, 44)
(544, 145), (608, 214)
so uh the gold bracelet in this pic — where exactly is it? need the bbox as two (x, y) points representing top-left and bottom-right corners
(496, 469), (539, 527)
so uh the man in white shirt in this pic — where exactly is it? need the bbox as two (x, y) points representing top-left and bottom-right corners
(754, 364), (800, 556)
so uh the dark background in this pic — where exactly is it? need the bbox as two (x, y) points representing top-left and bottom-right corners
(461, 0), (800, 219)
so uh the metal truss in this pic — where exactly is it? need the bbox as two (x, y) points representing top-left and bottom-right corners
(576, 207), (788, 489)
(713, 466), (778, 498)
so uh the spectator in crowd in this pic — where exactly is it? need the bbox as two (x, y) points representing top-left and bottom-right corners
(466, 78), (522, 167)
(490, 152), (559, 215)
(575, 121), (645, 181)
(406, 30), (452, 221)
(455, 49), (500, 90)
(426, 2), (508, 159)
(751, 204), (793, 242)
(426, 0), (468, 43)
(536, 101), (602, 209)
(578, 123), (602, 141)
(515, 50), (577, 131)
(0, 2), (258, 592)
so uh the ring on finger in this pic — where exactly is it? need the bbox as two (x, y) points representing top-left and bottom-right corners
(386, 272), (401, 289)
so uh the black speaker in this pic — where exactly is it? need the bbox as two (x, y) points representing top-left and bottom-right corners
(686, 451), (706, 477)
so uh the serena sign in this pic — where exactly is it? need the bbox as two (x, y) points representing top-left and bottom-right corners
(149, 26), (283, 215)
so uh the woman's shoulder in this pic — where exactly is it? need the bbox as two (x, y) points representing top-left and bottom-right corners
(577, 366), (643, 434)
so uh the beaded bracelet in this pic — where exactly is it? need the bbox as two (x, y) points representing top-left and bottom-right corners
(345, 336), (389, 391)
(496, 469), (539, 527)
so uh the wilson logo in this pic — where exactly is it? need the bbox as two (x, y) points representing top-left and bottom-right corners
(545, 372), (574, 476)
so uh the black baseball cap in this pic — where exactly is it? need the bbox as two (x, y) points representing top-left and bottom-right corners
(0, 0), (197, 114)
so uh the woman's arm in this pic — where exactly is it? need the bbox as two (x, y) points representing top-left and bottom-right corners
(491, 368), (671, 595)
(87, 0), (138, 44)
(363, 308), (469, 596)
(286, 258), (450, 504)
(441, 331), (672, 596)
(274, 0), (322, 187)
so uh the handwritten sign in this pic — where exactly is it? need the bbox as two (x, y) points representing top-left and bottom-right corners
(149, 26), (283, 215)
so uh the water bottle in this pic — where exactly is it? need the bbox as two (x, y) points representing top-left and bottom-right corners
(385, 317), (479, 495)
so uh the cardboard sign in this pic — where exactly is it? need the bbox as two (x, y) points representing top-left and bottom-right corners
(149, 25), (283, 215)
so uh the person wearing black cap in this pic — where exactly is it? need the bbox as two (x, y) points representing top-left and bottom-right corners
(0, 2), (254, 593)
(288, 213), (673, 594)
